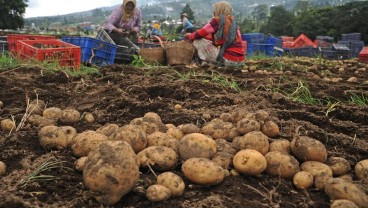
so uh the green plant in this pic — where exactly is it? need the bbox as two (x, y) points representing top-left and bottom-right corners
(203, 71), (241, 92)
(325, 101), (340, 117)
(173, 69), (196, 81)
(131, 54), (145, 67)
(349, 93), (368, 106)
(0, 53), (21, 69)
(289, 80), (321, 105)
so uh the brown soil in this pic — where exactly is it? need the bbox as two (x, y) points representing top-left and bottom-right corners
(0, 57), (368, 208)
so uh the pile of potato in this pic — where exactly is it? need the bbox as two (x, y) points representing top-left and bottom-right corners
(3, 101), (368, 207)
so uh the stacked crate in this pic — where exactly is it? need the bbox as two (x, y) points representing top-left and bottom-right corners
(315, 36), (334, 48)
(359, 47), (368, 63)
(337, 33), (364, 57)
(7, 34), (56, 53)
(242, 33), (274, 57)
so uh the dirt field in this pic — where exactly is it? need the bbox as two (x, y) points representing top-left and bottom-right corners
(0, 57), (367, 208)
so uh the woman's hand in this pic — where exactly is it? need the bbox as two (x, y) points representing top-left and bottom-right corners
(114, 28), (129, 35)
(131, 27), (139, 33)
(184, 33), (192, 40)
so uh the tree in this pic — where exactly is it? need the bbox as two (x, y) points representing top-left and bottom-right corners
(239, 17), (256, 33)
(251, 4), (269, 29)
(181, 4), (195, 22)
(260, 6), (294, 36)
(0, 0), (28, 29)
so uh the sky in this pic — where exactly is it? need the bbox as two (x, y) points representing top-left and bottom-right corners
(25, 0), (123, 18)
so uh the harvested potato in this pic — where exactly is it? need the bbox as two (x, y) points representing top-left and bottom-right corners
(179, 133), (217, 161)
(96, 123), (119, 137)
(28, 114), (56, 127)
(355, 159), (368, 180)
(83, 112), (95, 123)
(201, 120), (236, 141)
(138, 146), (177, 171)
(291, 136), (327, 162)
(314, 172), (332, 190)
(265, 151), (300, 179)
(1, 119), (16, 133)
(83, 140), (140, 205)
(143, 112), (162, 123)
(269, 139), (291, 154)
(29, 99), (45, 115)
(212, 152), (233, 169)
(74, 156), (87, 171)
(232, 131), (269, 155)
(231, 109), (255, 123)
(233, 149), (267, 176)
(60, 126), (77, 147)
(43, 107), (62, 120)
(236, 118), (261, 135)
(156, 172), (185, 197)
(0, 161), (6, 175)
(72, 130), (108, 157)
(137, 117), (167, 134)
(0, 101), (3, 108)
(109, 124), (147, 153)
(174, 104), (182, 110)
(337, 174), (354, 182)
(146, 184), (171, 202)
(261, 120), (280, 137)
(324, 178), (368, 208)
(180, 123), (201, 134)
(300, 161), (333, 177)
(293, 171), (313, 189)
(165, 124), (176, 129)
(38, 125), (68, 149)
(326, 157), (351, 176)
(59, 108), (81, 124)
(166, 127), (184, 140)
(330, 199), (359, 208)
(216, 139), (237, 156)
(254, 110), (269, 122)
(219, 113), (233, 122)
(182, 158), (224, 185)
(147, 132), (173, 147)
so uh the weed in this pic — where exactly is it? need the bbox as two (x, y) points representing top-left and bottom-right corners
(349, 93), (368, 106)
(325, 101), (340, 117)
(203, 71), (241, 92)
(131, 54), (145, 67)
(0, 53), (21, 69)
(289, 80), (321, 105)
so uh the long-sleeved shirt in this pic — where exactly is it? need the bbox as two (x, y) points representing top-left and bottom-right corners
(189, 18), (244, 62)
(103, 6), (142, 32)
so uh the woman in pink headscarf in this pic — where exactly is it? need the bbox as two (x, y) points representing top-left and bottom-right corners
(103, 0), (142, 43)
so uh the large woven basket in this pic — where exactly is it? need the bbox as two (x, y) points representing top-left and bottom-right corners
(138, 36), (165, 65)
(165, 41), (195, 65)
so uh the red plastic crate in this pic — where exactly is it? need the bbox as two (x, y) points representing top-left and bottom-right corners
(17, 39), (81, 69)
(291, 34), (316, 48)
(7, 34), (56, 52)
(281, 36), (294, 42)
(359, 47), (368, 63)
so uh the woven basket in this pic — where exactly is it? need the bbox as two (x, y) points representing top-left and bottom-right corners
(138, 36), (165, 65)
(165, 41), (195, 65)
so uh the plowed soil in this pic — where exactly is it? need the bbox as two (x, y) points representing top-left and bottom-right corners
(0, 57), (368, 208)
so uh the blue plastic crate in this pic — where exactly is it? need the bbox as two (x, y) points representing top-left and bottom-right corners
(265, 37), (283, 48)
(288, 47), (319, 57)
(350, 41), (364, 57)
(62, 36), (117, 66)
(316, 36), (334, 43)
(321, 50), (336, 59)
(247, 43), (274, 57)
(241, 33), (265, 44)
(341, 33), (361, 41)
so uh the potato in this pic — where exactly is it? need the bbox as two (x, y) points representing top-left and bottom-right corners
(166, 127), (184, 140)
(291, 136), (327, 162)
(165, 124), (176, 129)
(216, 139), (237, 155)
(182, 158), (224, 185)
(83, 112), (95, 123)
(265, 151), (300, 179)
(231, 109), (255, 123)
(74, 156), (87, 171)
(180, 123), (201, 134)
(326, 157), (351, 176)
(232, 131), (269, 155)
(108, 124), (147, 153)
(212, 152), (233, 169)
(314, 172), (332, 190)
(96, 123), (119, 137)
(338, 174), (354, 182)
(147, 132), (173, 147)
(324, 178), (368, 208)
(236, 118), (261, 135)
(38, 125), (68, 149)
(0, 101), (3, 108)
(72, 130), (108, 157)
(269, 139), (291, 154)
(300, 161), (333, 177)
(138, 146), (177, 171)
(261, 120), (280, 137)
(139, 117), (167, 134)
(0, 161), (6, 175)
(60, 126), (77, 147)
(219, 113), (233, 122)
(146, 184), (171, 202)
(143, 112), (162, 123)
(330, 199), (359, 208)
(156, 172), (185, 197)
(59, 108), (81, 124)
(233, 149), (267, 176)
(43, 107), (62, 119)
(28, 114), (56, 127)
(179, 133), (217, 161)
(1, 119), (16, 133)
(293, 171), (313, 189)
(83, 140), (140, 205)
(29, 99), (45, 115)
(255, 110), (269, 122)
(355, 159), (368, 180)
(201, 120), (236, 141)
